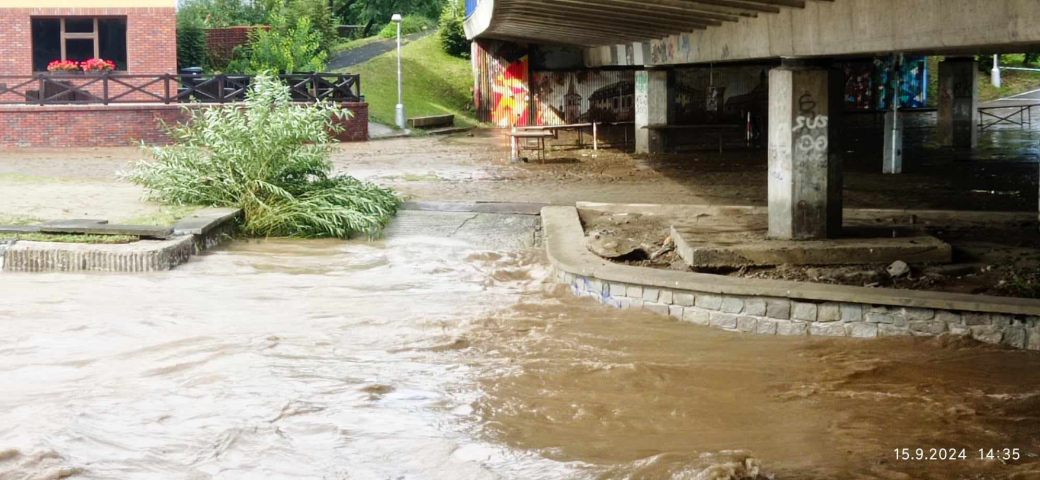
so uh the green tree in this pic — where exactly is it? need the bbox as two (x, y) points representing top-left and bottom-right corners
(124, 74), (400, 238)
(176, 10), (209, 69)
(438, 0), (468, 58)
(229, 15), (328, 73)
(178, 0), (267, 27)
(282, 0), (339, 52)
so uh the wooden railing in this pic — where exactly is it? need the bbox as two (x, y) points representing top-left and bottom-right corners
(0, 72), (362, 105)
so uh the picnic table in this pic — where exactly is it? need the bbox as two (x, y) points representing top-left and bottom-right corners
(509, 122), (603, 160)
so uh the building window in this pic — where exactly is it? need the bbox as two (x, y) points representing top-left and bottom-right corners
(31, 17), (128, 72)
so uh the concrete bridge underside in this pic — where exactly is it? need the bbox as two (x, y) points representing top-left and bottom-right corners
(465, 0), (1040, 241)
(466, 0), (1040, 66)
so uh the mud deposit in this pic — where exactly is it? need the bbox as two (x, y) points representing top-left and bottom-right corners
(1, 236), (1038, 479)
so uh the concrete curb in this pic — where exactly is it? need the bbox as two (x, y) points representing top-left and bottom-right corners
(1, 208), (242, 273)
(2, 235), (195, 273)
(543, 206), (1040, 349)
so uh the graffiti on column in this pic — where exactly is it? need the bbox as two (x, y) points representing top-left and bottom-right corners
(793, 93), (829, 163)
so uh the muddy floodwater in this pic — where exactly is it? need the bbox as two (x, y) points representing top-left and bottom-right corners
(2, 235), (1040, 479)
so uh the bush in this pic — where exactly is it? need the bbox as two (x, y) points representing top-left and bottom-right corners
(178, 0), (267, 27)
(176, 13), (209, 70)
(123, 75), (400, 238)
(229, 15), (328, 73)
(282, 0), (338, 53)
(378, 15), (435, 38)
(439, 0), (469, 59)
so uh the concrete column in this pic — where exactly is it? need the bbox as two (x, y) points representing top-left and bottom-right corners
(938, 58), (979, 149)
(883, 111), (903, 174)
(635, 69), (669, 154)
(768, 63), (844, 240)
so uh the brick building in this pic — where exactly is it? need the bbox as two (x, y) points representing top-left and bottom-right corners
(0, 0), (177, 75)
(0, 0), (369, 147)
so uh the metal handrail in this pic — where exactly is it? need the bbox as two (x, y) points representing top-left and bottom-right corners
(0, 72), (362, 106)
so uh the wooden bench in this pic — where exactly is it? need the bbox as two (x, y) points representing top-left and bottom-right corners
(407, 114), (455, 129)
(508, 129), (555, 161)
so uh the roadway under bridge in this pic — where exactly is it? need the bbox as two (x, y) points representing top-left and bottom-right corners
(464, 0), (1040, 241)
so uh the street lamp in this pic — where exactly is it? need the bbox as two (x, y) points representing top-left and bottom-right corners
(392, 13), (405, 129)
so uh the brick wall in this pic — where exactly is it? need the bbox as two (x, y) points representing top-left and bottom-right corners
(0, 102), (369, 147)
(205, 26), (268, 67)
(0, 8), (177, 75)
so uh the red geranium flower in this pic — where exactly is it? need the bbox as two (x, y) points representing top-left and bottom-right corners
(47, 60), (80, 72)
(80, 58), (116, 72)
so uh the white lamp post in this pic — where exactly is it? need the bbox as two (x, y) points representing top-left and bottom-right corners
(392, 13), (405, 129)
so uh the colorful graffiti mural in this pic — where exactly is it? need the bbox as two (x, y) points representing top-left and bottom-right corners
(845, 56), (928, 110)
(877, 56), (928, 109)
(473, 41), (531, 127)
(531, 70), (635, 126)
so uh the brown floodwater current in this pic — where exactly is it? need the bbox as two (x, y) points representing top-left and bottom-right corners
(1, 236), (1039, 479)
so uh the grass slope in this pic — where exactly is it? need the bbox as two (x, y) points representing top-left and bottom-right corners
(344, 33), (478, 127)
(927, 55), (1040, 104)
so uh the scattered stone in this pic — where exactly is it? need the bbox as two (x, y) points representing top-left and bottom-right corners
(810, 322), (847, 337)
(963, 313), (992, 326)
(696, 294), (723, 311)
(674, 292), (695, 307)
(846, 322), (879, 338)
(736, 316), (758, 333)
(970, 325), (1004, 345)
(645, 302), (669, 315)
(817, 303), (841, 322)
(840, 304), (864, 322)
(765, 299), (791, 320)
(720, 296), (744, 314)
(709, 312), (739, 329)
(935, 310), (961, 325)
(744, 298), (767, 316)
(776, 321), (808, 336)
(887, 260), (910, 278)
(909, 321), (948, 336)
(792, 302), (818, 322)
(879, 324), (911, 336)
(757, 319), (779, 335)
(586, 231), (643, 259)
(683, 308), (710, 326)
(1002, 326), (1027, 349)
(904, 308), (935, 321)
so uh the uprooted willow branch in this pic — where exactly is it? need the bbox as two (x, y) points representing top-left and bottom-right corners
(122, 74), (399, 238)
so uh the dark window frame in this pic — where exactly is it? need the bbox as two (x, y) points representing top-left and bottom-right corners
(30, 16), (128, 72)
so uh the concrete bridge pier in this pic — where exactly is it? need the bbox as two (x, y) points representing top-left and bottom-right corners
(883, 110), (904, 174)
(939, 58), (980, 149)
(635, 69), (670, 154)
(767, 62), (844, 240)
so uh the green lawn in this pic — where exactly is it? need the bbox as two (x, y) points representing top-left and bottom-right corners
(928, 55), (1040, 104)
(343, 33), (479, 127)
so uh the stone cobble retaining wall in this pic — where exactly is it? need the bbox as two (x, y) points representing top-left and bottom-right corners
(554, 269), (1040, 350)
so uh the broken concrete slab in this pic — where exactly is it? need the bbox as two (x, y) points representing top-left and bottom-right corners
(37, 224), (173, 238)
(43, 219), (109, 226)
(671, 225), (952, 267)
(172, 208), (243, 236)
